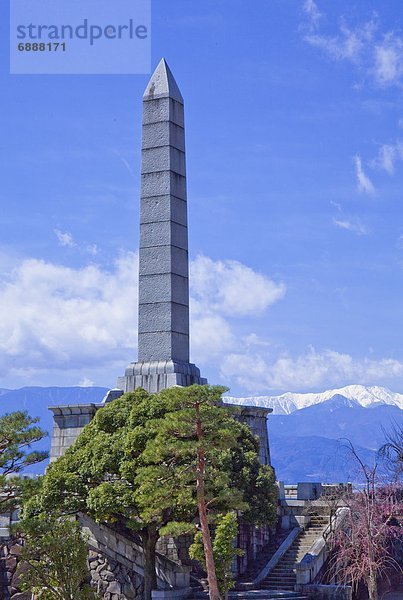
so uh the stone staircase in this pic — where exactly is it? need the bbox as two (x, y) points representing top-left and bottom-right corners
(260, 516), (329, 592)
(190, 592), (308, 600)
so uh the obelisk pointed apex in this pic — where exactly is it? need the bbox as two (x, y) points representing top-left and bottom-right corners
(143, 58), (183, 103)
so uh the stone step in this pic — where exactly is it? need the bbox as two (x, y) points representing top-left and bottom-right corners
(265, 576), (296, 580)
(260, 588), (296, 591)
(265, 579), (296, 583)
(261, 589), (297, 592)
(189, 591), (307, 600)
(265, 580), (296, 585)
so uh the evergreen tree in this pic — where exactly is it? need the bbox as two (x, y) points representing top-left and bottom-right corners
(0, 411), (48, 513)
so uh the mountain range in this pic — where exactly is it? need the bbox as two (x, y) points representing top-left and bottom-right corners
(0, 385), (401, 483)
(225, 384), (403, 414)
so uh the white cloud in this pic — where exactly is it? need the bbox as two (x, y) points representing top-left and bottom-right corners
(377, 144), (397, 174)
(372, 141), (403, 174)
(374, 33), (403, 86)
(190, 255), (285, 317)
(190, 315), (235, 363)
(86, 244), (99, 257)
(54, 229), (99, 256)
(242, 333), (272, 348)
(330, 200), (342, 212)
(190, 256), (285, 363)
(113, 149), (136, 178)
(333, 218), (368, 236)
(54, 229), (76, 248)
(221, 347), (403, 393)
(79, 377), (94, 387)
(2, 250), (403, 394)
(302, 0), (322, 30)
(304, 19), (376, 64)
(302, 8), (403, 88)
(354, 155), (375, 194)
(0, 252), (139, 381)
(0, 252), (285, 387)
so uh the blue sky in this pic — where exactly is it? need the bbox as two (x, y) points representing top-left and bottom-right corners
(1, 0), (403, 395)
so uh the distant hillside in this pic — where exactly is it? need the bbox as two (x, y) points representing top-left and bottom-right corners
(270, 434), (377, 483)
(0, 386), (109, 434)
(267, 394), (400, 482)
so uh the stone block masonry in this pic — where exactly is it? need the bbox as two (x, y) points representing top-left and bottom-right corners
(0, 539), (32, 600)
(88, 550), (144, 600)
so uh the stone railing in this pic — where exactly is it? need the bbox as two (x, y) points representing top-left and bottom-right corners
(296, 507), (349, 589)
(79, 514), (191, 595)
(284, 484), (298, 499)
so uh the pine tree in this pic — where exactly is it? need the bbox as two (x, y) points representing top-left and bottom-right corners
(0, 411), (48, 513)
(135, 385), (277, 600)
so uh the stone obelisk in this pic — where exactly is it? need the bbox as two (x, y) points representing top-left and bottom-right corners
(117, 59), (206, 394)
(49, 60), (271, 469)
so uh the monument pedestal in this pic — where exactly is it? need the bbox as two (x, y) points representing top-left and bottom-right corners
(117, 360), (207, 394)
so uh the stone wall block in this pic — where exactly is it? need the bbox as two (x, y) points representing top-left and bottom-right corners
(139, 246), (188, 278)
(140, 196), (187, 227)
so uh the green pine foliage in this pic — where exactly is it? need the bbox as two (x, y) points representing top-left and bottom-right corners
(0, 411), (48, 513)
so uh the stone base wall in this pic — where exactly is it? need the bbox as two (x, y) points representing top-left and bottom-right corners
(230, 405), (272, 466)
(156, 535), (193, 566)
(88, 549), (144, 600)
(237, 523), (271, 575)
(117, 361), (207, 394)
(156, 524), (272, 579)
(49, 404), (100, 462)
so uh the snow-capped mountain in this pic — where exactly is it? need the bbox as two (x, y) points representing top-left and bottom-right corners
(224, 385), (403, 414)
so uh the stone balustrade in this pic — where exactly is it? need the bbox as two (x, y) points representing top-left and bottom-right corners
(295, 507), (349, 588)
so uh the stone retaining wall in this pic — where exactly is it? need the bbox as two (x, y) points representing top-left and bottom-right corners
(79, 514), (191, 592)
(0, 539), (32, 600)
(0, 537), (144, 600)
(88, 549), (144, 599)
